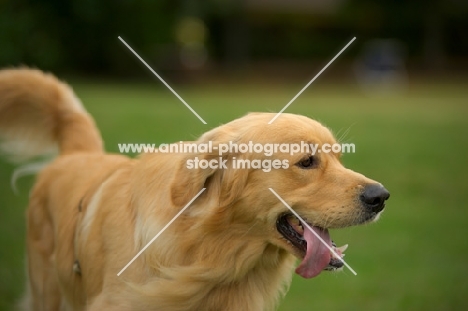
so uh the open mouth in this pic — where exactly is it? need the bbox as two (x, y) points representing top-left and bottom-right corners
(276, 213), (348, 278)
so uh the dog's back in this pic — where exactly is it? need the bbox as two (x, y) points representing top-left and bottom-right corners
(0, 68), (131, 310)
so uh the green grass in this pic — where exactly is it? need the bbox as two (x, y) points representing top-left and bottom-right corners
(1, 81), (467, 310)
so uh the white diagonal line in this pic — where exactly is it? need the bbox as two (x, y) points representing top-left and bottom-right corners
(117, 188), (206, 276)
(268, 188), (357, 276)
(118, 36), (207, 124)
(268, 37), (356, 124)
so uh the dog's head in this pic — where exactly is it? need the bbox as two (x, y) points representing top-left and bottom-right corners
(170, 112), (389, 278)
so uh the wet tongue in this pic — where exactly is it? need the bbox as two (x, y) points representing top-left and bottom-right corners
(295, 225), (332, 278)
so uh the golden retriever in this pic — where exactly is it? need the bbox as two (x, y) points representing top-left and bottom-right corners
(0, 68), (389, 311)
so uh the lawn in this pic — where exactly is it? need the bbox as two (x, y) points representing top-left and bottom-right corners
(1, 80), (467, 310)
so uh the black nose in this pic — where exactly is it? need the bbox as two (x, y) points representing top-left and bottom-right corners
(360, 184), (390, 213)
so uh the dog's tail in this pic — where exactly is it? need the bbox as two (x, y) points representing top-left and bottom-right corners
(0, 68), (103, 163)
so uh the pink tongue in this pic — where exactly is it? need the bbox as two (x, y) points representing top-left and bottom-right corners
(295, 225), (332, 279)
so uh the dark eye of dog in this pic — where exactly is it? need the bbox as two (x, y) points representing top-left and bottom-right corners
(296, 155), (317, 169)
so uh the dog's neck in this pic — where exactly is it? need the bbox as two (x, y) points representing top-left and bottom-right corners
(132, 195), (297, 311)
(198, 244), (296, 311)
(136, 223), (296, 311)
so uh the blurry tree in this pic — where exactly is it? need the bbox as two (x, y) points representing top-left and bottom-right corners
(0, 0), (466, 75)
(339, 0), (468, 71)
(0, 0), (178, 75)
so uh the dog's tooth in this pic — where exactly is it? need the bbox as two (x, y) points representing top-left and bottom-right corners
(331, 250), (344, 259)
(287, 215), (300, 226)
(297, 225), (304, 235)
(336, 244), (349, 253)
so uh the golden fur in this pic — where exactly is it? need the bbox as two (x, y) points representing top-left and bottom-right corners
(0, 68), (387, 311)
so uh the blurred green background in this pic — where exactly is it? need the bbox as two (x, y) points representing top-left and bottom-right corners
(1, 0), (468, 310)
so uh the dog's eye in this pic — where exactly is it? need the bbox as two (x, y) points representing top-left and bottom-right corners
(296, 156), (317, 169)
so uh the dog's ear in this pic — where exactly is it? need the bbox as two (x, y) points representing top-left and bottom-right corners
(170, 152), (249, 208)
(216, 155), (249, 207)
(170, 153), (217, 207)
(171, 126), (250, 208)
